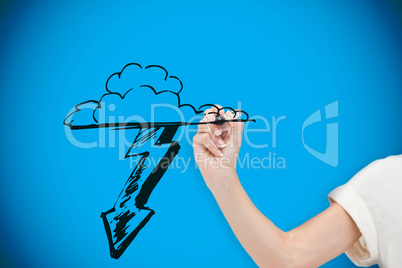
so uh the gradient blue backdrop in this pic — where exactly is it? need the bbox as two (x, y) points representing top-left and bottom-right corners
(1, 0), (401, 267)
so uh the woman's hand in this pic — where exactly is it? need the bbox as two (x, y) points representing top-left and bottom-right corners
(192, 105), (244, 189)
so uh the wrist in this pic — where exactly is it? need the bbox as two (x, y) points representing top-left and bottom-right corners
(205, 169), (240, 194)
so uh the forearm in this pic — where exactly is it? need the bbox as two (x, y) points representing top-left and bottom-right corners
(208, 172), (295, 267)
(207, 172), (361, 268)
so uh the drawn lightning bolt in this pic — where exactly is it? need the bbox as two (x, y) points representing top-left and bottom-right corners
(101, 125), (180, 259)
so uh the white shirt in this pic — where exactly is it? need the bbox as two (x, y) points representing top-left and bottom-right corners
(328, 155), (402, 268)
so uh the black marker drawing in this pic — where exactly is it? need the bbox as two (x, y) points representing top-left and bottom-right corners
(64, 63), (255, 259)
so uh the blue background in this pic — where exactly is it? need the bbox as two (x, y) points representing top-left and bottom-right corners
(1, 0), (401, 267)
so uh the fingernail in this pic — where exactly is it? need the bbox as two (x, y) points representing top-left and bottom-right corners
(217, 139), (225, 148)
(217, 150), (223, 157)
(214, 128), (221, 135)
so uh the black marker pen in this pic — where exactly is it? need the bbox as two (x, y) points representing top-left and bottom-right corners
(214, 114), (226, 125)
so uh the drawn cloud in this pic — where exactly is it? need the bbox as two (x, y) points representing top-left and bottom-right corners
(64, 63), (202, 128)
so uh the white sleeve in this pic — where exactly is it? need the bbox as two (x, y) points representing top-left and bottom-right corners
(330, 155), (402, 267)
(328, 184), (379, 266)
